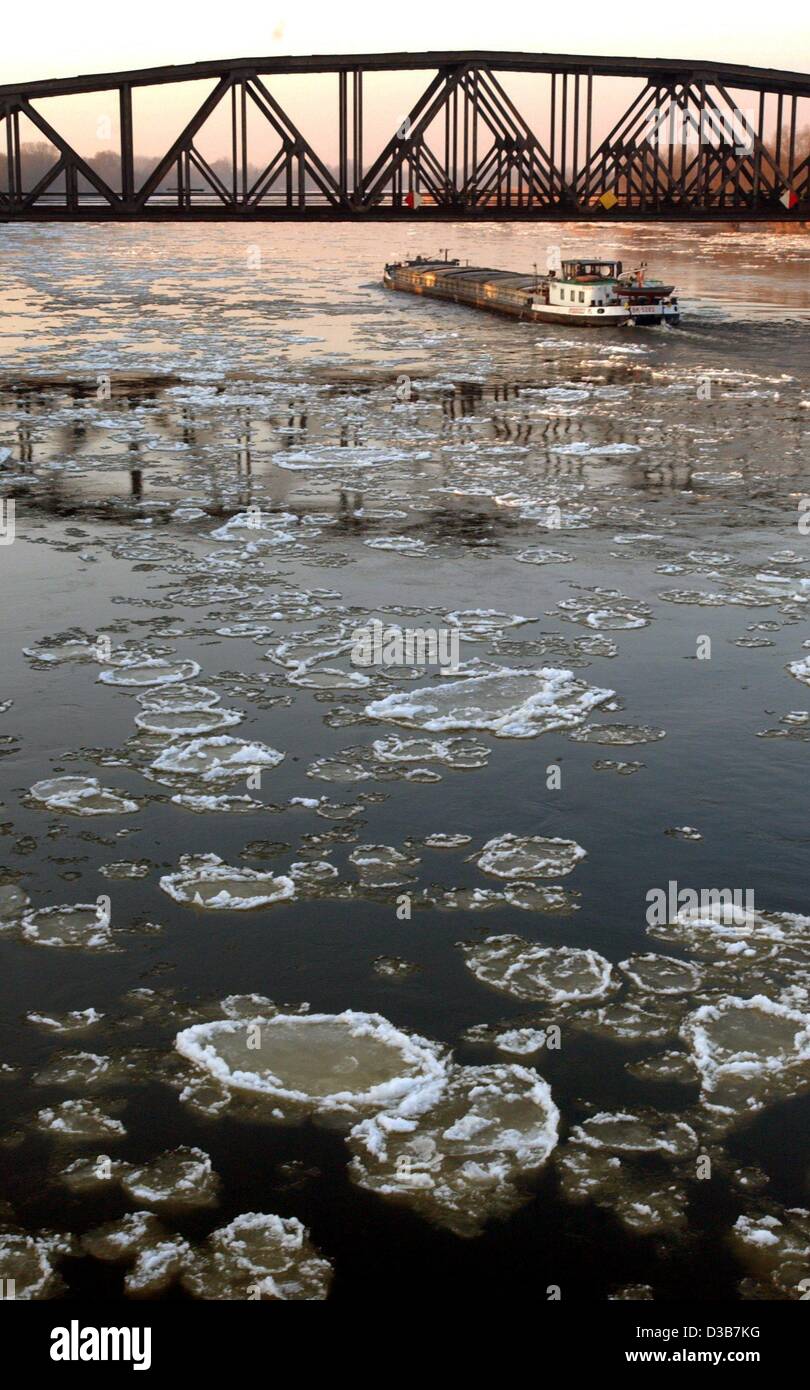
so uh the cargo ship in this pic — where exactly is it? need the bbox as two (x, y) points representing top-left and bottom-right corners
(383, 254), (680, 327)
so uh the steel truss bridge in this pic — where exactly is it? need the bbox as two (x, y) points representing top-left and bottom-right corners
(1, 51), (808, 222)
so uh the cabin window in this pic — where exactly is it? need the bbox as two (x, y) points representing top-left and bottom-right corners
(560, 289), (565, 300)
(578, 292), (585, 303)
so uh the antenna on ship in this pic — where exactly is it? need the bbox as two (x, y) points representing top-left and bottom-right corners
(439, 247), (449, 262)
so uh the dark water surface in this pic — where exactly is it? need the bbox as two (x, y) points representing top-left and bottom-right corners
(0, 221), (809, 1302)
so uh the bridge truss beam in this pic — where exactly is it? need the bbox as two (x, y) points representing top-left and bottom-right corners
(1, 52), (808, 221)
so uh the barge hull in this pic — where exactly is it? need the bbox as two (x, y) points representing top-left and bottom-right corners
(386, 274), (536, 321)
(383, 259), (679, 326)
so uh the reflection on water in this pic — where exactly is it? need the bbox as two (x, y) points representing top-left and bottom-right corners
(0, 221), (809, 1303)
(2, 355), (807, 527)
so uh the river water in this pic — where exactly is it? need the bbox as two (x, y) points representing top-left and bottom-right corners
(0, 220), (809, 1302)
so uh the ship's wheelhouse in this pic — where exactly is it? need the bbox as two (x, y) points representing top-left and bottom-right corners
(547, 259), (623, 308)
(560, 259), (622, 280)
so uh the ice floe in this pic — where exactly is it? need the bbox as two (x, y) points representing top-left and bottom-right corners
(170, 792), (265, 813)
(0, 882), (30, 927)
(159, 854), (295, 909)
(176, 1011), (448, 1120)
(0, 1228), (75, 1299)
(23, 636), (100, 666)
(570, 997), (685, 1045)
(36, 1099), (126, 1140)
(558, 1107), (697, 1235)
(134, 707), (243, 735)
(619, 953), (702, 996)
(33, 1051), (117, 1089)
(348, 845), (418, 888)
(121, 1146), (220, 1209)
(371, 735), (490, 769)
(493, 1028), (551, 1055)
(681, 994), (810, 1117)
(26, 1007), (104, 1034)
(151, 736), (284, 783)
(787, 655), (810, 686)
(82, 1212), (191, 1298)
(569, 723), (666, 745)
(288, 667), (370, 690)
(557, 594), (651, 630)
(137, 684), (221, 711)
(732, 1206), (810, 1299)
(476, 833), (585, 880)
(181, 1213), (333, 1300)
(98, 657), (201, 687)
(289, 859), (339, 888)
(29, 775), (139, 816)
(373, 956), (420, 979)
(462, 935), (615, 1003)
(649, 901), (810, 963)
(626, 1049), (698, 1085)
(568, 1110), (698, 1159)
(515, 547), (574, 566)
(20, 903), (115, 950)
(446, 609), (530, 640)
(366, 667), (613, 739)
(348, 1062), (559, 1237)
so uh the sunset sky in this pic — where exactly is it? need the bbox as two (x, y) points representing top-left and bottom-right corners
(3, 0), (808, 165)
(5, 0), (808, 82)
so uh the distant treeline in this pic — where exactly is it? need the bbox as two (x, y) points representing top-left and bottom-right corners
(0, 143), (340, 196)
(1, 127), (807, 199)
